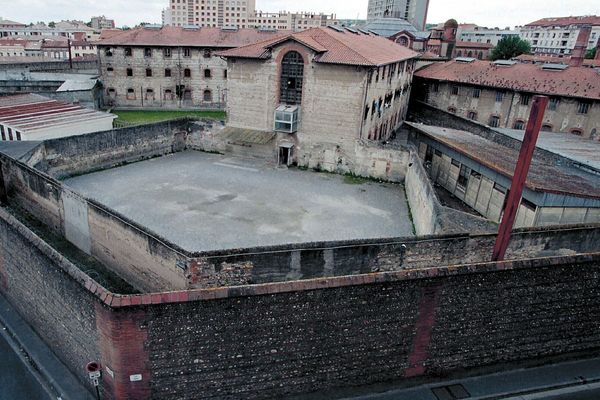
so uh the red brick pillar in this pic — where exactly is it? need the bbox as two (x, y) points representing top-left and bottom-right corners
(95, 303), (151, 399)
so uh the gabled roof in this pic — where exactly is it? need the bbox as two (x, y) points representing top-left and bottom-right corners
(0, 19), (26, 27)
(359, 17), (418, 38)
(96, 26), (289, 48)
(414, 59), (600, 100)
(218, 27), (419, 67)
(525, 15), (600, 27)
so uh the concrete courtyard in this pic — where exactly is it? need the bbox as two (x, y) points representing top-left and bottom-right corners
(64, 151), (413, 252)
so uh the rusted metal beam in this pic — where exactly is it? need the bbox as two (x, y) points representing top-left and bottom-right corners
(492, 95), (549, 262)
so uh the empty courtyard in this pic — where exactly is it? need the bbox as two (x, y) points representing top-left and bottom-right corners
(64, 151), (414, 252)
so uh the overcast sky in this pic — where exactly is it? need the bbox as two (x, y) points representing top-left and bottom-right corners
(3, 0), (599, 29)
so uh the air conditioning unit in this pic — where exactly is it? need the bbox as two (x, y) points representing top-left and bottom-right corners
(274, 105), (299, 133)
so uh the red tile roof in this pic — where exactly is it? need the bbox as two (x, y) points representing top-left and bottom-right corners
(455, 41), (494, 49)
(514, 53), (600, 67)
(218, 27), (418, 67)
(525, 16), (600, 27)
(414, 59), (600, 100)
(96, 26), (289, 48)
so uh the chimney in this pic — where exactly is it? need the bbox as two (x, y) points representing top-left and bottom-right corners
(596, 37), (600, 60)
(570, 24), (591, 67)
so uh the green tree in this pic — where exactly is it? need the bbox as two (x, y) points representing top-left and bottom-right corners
(48, 21), (56, 28)
(586, 48), (597, 59)
(490, 36), (531, 61)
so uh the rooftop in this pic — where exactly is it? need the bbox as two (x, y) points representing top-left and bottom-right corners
(218, 26), (419, 67)
(96, 26), (289, 48)
(525, 16), (600, 27)
(514, 54), (600, 68)
(359, 18), (427, 38)
(0, 94), (115, 135)
(414, 59), (600, 100)
(408, 122), (600, 200)
(64, 151), (414, 252)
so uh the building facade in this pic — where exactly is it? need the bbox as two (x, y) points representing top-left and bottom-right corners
(96, 26), (285, 109)
(219, 27), (418, 167)
(90, 16), (116, 30)
(519, 15), (600, 55)
(459, 26), (519, 46)
(366, 0), (430, 31)
(414, 59), (600, 139)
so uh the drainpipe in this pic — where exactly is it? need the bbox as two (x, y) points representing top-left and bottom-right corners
(505, 91), (516, 128)
(359, 68), (372, 140)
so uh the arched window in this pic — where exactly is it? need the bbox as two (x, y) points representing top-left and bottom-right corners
(467, 51), (473, 57)
(489, 115), (500, 128)
(183, 89), (192, 101)
(164, 89), (173, 100)
(570, 128), (583, 136)
(398, 36), (409, 47)
(280, 51), (304, 105)
(145, 88), (155, 100)
(447, 106), (457, 114)
(184, 68), (191, 78)
(478, 51), (483, 60)
(467, 111), (477, 120)
(513, 120), (526, 130)
(203, 89), (212, 102)
(592, 128), (598, 140)
(107, 88), (116, 97)
(541, 124), (553, 132)
(204, 68), (211, 78)
(126, 88), (135, 100)
(456, 50), (463, 57)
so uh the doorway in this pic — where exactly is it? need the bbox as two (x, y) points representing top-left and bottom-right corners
(278, 144), (294, 166)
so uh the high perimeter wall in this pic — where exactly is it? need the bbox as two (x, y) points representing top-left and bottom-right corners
(2, 205), (600, 399)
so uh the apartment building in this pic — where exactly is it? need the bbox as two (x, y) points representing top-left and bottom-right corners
(519, 15), (600, 55)
(366, 0), (430, 31)
(459, 26), (519, 46)
(90, 16), (116, 30)
(167, 0), (256, 27)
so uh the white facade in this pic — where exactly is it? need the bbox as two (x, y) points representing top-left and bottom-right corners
(366, 0), (429, 31)
(519, 25), (600, 55)
(459, 28), (519, 46)
(167, 0), (256, 27)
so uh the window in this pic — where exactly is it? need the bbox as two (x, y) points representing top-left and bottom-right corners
(223, 69), (228, 79)
(203, 89), (212, 102)
(489, 115), (500, 128)
(451, 85), (459, 95)
(183, 48), (191, 57)
(107, 88), (116, 97)
(165, 68), (171, 77)
(457, 164), (470, 192)
(520, 94), (531, 106)
(183, 89), (192, 101)
(541, 124), (553, 132)
(467, 111), (477, 120)
(184, 68), (191, 78)
(570, 128), (583, 136)
(493, 182), (507, 194)
(513, 120), (526, 130)
(146, 68), (152, 77)
(364, 105), (370, 121)
(164, 48), (172, 58)
(495, 91), (504, 102)
(126, 88), (135, 100)
(126, 68), (133, 77)
(279, 51), (304, 105)
(578, 101), (591, 114)
(145, 88), (155, 100)
(164, 89), (174, 100)
(104, 47), (113, 56)
(124, 47), (132, 56)
(447, 107), (457, 114)
(472, 88), (480, 98)
(431, 82), (439, 92)
(521, 198), (536, 212)
(548, 97), (560, 111)
(204, 68), (211, 78)
(203, 49), (211, 58)
(0, 126), (4, 141)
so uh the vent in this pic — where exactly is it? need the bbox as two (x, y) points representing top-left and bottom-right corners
(221, 26), (239, 32)
(258, 27), (277, 32)
(328, 25), (345, 33)
(182, 24), (200, 30)
(358, 28), (370, 35)
(541, 63), (569, 71)
(432, 384), (470, 400)
(492, 59), (517, 66)
(455, 57), (476, 63)
(345, 27), (359, 34)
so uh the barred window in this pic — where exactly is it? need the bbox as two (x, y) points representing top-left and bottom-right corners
(279, 51), (304, 105)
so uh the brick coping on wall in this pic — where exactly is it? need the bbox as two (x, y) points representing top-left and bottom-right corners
(3, 205), (600, 310)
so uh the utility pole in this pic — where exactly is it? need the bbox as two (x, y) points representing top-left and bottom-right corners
(67, 38), (73, 69)
(492, 95), (548, 262)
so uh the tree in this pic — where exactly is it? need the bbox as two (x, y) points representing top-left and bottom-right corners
(48, 21), (56, 28)
(586, 48), (597, 59)
(490, 36), (531, 61)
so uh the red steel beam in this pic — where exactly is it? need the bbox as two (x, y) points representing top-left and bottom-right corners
(492, 95), (549, 262)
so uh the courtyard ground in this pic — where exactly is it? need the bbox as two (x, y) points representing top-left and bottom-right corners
(112, 110), (226, 126)
(64, 151), (413, 252)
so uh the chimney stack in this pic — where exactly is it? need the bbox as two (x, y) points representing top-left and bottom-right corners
(596, 37), (600, 60)
(570, 25), (591, 67)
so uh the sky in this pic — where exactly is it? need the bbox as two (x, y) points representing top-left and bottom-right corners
(2, 0), (599, 29)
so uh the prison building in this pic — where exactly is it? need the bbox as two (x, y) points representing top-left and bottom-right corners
(408, 122), (600, 227)
(0, 93), (116, 141)
(413, 58), (600, 139)
(95, 25), (287, 110)
(218, 26), (418, 167)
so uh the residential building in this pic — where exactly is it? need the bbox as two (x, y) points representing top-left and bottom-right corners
(459, 26), (519, 46)
(167, 0), (256, 27)
(413, 58), (600, 139)
(0, 19), (100, 41)
(247, 11), (338, 31)
(0, 94), (115, 141)
(218, 26), (418, 167)
(96, 25), (286, 109)
(162, 8), (173, 26)
(519, 15), (600, 55)
(90, 16), (116, 30)
(367, 0), (430, 31)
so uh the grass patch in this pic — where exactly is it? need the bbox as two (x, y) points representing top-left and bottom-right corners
(343, 174), (370, 185)
(113, 110), (226, 125)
